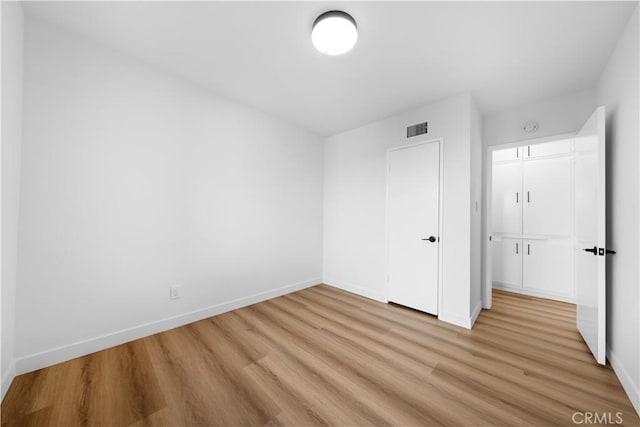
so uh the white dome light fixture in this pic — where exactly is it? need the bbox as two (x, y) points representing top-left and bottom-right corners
(311, 10), (358, 56)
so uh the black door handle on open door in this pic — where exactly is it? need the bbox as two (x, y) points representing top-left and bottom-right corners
(583, 246), (598, 255)
(421, 236), (437, 243)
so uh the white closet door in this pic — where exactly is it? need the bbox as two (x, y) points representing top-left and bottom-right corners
(491, 237), (522, 288)
(387, 140), (440, 315)
(523, 157), (572, 236)
(492, 162), (522, 234)
(523, 239), (573, 297)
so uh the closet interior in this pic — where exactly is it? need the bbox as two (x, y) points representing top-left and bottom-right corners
(490, 138), (575, 302)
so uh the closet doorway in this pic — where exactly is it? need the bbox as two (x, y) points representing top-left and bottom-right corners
(485, 106), (608, 365)
(488, 136), (575, 304)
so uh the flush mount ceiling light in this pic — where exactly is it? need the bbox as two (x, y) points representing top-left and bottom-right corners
(311, 10), (358, 56)
(522, 121), (539, 134)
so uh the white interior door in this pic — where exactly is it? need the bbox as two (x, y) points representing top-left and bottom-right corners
(575, 106), (606, 364)
(387, 140), (440, 315)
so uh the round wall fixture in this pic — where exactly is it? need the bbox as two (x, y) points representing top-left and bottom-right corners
(522, 121), (539, 134)
(311, 10), (358, 56)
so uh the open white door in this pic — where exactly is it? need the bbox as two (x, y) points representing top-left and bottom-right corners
(574, 106), (607, 365)
(387, 140), (441, 315)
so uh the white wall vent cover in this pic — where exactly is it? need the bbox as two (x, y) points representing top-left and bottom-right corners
(407, 121), (428, 138)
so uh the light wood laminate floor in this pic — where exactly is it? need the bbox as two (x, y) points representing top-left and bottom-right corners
(2, 286), (639, 426)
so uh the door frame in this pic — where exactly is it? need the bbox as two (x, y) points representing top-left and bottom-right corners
(483, 132), (575, 309)
(385, 137), (444, 317)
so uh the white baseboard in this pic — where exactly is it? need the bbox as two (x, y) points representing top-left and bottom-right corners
(16, 278), (321, 375)
(1, 359), (16, 402)
(438, 302), (482, 330)
(470, 301), (483, 327)
(438, 311), (472, 329)
(322, 277), (386, 303)
(493, 283), (576, 304)
(607, 345), (640, 416)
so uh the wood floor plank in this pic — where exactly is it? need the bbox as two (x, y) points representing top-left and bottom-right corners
(2, 285), (639, 426)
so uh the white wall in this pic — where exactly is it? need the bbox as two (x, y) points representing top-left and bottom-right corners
(470, 99), (482, 315)
(483, 89), (596, 147)
(596, 6), (639, 414)
(15, 17), (324, 373)
(323, 93), (478, 328)
(1, 1), (24, 400)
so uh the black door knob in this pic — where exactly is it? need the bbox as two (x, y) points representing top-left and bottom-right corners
(421, 236), (437, 243)
(583, 246), (598, 255)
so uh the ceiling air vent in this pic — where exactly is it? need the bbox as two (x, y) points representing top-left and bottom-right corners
(407, 121), (428, 138)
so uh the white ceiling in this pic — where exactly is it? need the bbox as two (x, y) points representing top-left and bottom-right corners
(23, 1), (637, 136)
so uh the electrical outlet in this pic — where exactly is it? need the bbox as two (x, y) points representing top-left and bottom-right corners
(170, 285), (181, 300)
